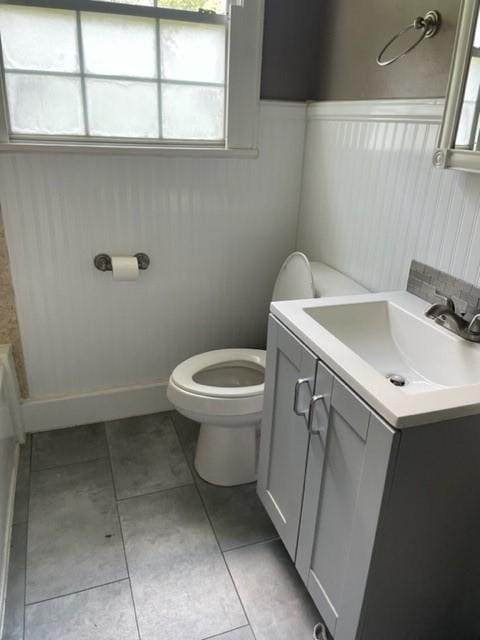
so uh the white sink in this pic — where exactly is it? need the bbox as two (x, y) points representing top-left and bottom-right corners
(271, 291), (480, 427)
(305, 300), (480, 392)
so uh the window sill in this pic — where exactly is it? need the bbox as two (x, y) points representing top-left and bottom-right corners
(0, 141), (259, 159)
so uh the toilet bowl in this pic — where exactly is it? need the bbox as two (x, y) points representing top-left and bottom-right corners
(167, 252), (368, 487)
(167, 348), (265, 486)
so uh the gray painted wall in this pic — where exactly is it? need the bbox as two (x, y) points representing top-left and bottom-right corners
(260, 0), (322, 101)
(260, 0), (462, 101)
(315, 0), (461, 100)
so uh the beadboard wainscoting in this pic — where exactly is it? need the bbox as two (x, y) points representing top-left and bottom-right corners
(297, 99), (480, 293)
(0, 345), (22, 637)
(0, 101), (307, 431)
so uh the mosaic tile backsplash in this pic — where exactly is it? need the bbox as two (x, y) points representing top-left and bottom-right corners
(407, 260), (480, 321)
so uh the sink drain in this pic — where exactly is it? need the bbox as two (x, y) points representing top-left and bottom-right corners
(387, 373), (406, 387)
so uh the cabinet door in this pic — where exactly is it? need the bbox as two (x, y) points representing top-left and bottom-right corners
(297, 377), (395, 639)
(257, 315), (317, 560)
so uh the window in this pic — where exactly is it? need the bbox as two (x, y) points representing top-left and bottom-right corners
(0, 0), (264, 151)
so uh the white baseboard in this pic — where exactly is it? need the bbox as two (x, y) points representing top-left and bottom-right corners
(21, 381), (173, 432)
(0, 443), (19, 639)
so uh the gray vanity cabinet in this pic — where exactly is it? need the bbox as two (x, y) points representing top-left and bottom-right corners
(296, 380), (395, 638)
(259, 315), (397, 639)
(257, 314), (319, 559)
(260, 315), (480, 639)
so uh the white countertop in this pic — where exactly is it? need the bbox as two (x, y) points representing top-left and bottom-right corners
(271, 291), (480, 428)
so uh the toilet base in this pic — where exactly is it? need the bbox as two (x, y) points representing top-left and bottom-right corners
(194, 421), (258, 487)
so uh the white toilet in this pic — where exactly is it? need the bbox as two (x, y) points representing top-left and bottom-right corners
(167, 252), (368, 487)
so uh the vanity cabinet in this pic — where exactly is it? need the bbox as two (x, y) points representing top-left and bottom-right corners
(259, 311), (480, 639)
(258, 315), (397, 639)
(257, 315), (318, 558)
(295, 384), (394, 638)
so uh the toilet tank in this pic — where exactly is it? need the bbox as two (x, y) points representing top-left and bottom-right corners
(272, 252), (368, 301)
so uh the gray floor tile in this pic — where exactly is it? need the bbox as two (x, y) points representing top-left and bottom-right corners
(106, 413), (193, 500)
(172, 412), (276, 551)
(3, 523), (27, 640)
(198, 480), (277, 552)
(26, 459), (127, 604)
(207, 627), (255, 640)
(225, 539), (319, 640)
(32, 423), (108, 471)
(171, 411), (198, 467)
(118, 485), (246, 640)
(25, 580), (139, 640)
(13, 435), (31, 525)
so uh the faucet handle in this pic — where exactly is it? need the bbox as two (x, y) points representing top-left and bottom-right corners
(434, 291), (455, 311)
(468, 313), (480, 335)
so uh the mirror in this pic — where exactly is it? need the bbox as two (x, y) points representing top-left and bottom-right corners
(455, 9), (480, 148)
(435, 0), (480, 171)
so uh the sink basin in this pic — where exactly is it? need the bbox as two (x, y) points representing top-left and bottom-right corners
(305, 300), (480, 393)
(271, 291), (480, 427)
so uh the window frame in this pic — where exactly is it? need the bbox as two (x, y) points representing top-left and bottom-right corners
(0, 0), (264, 155)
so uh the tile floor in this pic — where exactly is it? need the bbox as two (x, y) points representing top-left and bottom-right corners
(3, 412), (320, 640)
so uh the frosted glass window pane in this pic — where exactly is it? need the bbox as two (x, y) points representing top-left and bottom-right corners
(88, 0), (227, 9)
(162, 84), (224, 140)
(158, 0), (226, 13)
(81, 13), (156, 78)
(6, 74), (84, 135)
(160, 20), (225, 83)
(86, 79), (158, 138)
(92, 0), (154, 5)
(0, 6), (79, 72)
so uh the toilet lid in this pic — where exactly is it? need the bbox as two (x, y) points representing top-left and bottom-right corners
(170, 349), (266, 399)
(272, 252), (315, 301)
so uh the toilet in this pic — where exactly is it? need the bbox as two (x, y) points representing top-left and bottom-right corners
(167, 252), (368, 487)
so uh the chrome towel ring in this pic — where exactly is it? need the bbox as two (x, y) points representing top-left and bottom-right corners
(377, 10), (441, 67)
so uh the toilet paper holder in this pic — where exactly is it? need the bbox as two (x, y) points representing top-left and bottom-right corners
(94, 253), (150, 272)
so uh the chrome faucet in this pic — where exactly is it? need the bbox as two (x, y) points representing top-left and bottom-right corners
(425, 294), (480, 342)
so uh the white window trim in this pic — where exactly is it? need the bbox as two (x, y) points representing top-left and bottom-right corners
(0, 0), (264, 156)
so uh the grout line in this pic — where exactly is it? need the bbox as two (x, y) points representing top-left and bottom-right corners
(221, 535), (280, 554)
(104, 425), (121, 503)
(104, 432), (143, 640)
(30, 454), (109, 475)
(25, 578), (131, 608)
(171, 416), (258, 640)
(195, 482), (258, 640)
(115, 481), (195, 504)
(201, 624), (252, 640)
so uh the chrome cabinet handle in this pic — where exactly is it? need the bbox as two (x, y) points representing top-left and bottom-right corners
(307, 394), (327, 435)
(293, 378), (311, 416)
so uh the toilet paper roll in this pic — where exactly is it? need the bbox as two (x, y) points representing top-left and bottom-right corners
(111, 256), (139, 282)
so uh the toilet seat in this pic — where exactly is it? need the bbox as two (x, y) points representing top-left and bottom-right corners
(167, 348), (266, 425)
(171, 349), (265, 399)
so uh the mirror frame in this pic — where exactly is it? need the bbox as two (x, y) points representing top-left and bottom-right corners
(435, 0), (480, 171)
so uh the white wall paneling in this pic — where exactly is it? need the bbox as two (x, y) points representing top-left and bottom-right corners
(7, 97), (477, 431)
(0, 345), (21, 635)
(0, 101), (306, 429)
(298, 99), (480, 293)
